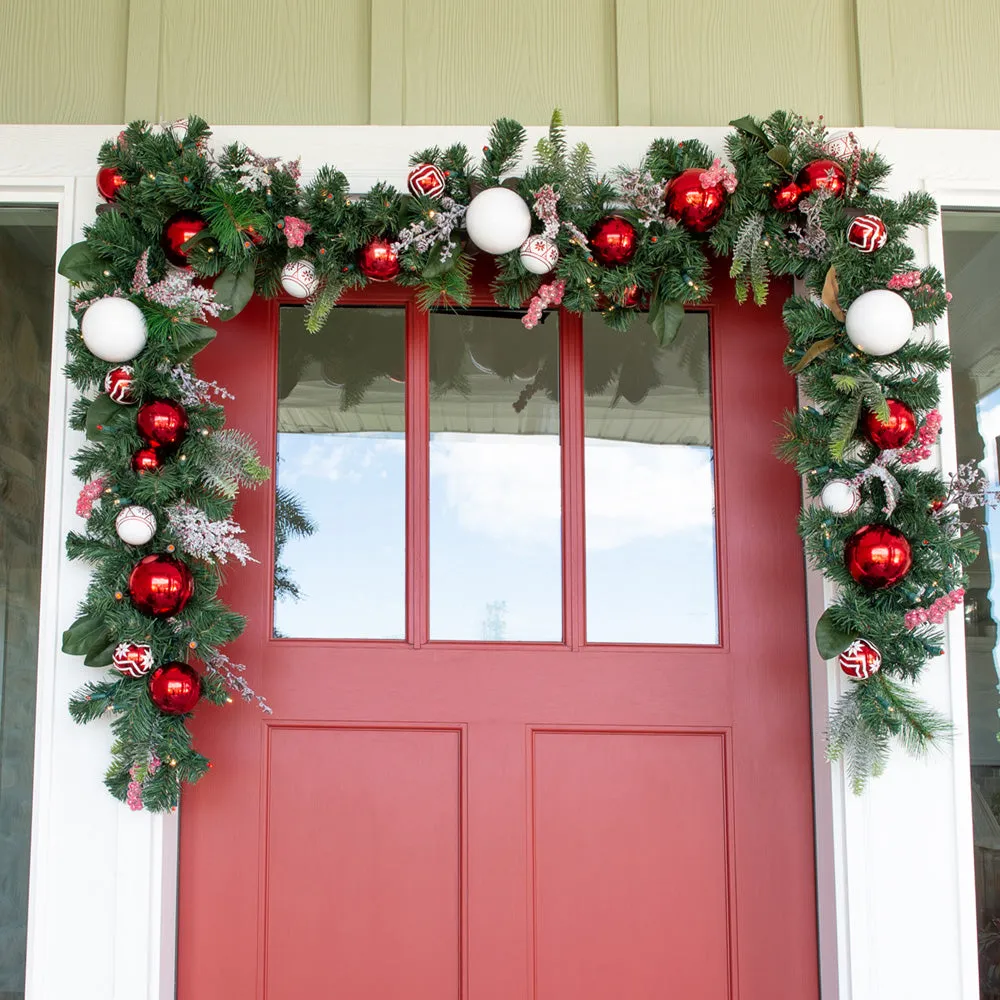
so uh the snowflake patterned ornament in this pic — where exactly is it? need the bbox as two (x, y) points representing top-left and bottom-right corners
(838, 639), (882, 680)
(113, 641), (155, 678)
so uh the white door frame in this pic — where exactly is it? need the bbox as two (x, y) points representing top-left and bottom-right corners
(4, 123), (996, 1000)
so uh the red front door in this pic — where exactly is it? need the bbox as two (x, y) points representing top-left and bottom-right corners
(178, 266), (818, 1000)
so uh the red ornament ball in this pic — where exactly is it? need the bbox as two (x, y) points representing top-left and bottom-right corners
(796, 159), (847, 199)
(104, 365), (135, 404)
(161, 211), (207, 267)
(770, 180), (803, 212)
(844, 525), (912, 589)
(136, 399), (188, 450)
(132, 447), (163, 474)
(128, 553), (194, 617)
(664, 168), (727, 232)
(588, 216), (637, 267)
(358, 237), (400, 281)
(97, 166), (127, 202)
(148, 661), (202, 715)
(847, 214), (888, 253)
(619, 285), (644, 309)
(112, 641), (154, 678)
(406, 162), (446, 199)
(838, 638), (882, 679)
(864, 399), (917, 450)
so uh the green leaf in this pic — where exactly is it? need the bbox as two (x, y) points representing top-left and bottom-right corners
(816, 609), (859, 660)
(829, 394), (863, 460)
(766, 145), (792, 170)
(421, 245), (457, 280)
(58, 241), (102, 283)
(85, 393), (127, 441)
(169, 325), (217, 364)
(62, 614), (111, 656)
(649, 298), (685, 346)
(214, 264), (255, 320)
(84, 641), (116, 668)
(729, 117), (771, 148)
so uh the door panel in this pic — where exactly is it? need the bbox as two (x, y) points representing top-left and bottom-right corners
(177, 266), (818, 1000)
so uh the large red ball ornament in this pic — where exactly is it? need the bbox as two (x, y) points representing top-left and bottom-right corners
(97, 166), (127, 202)
(136, 399), (188, 450)
(588, 216), (637, 267)
(148, 662), (202, 715)
(796, 159), (847, 199)
(844, 525), (912, 589)
(664, 169), (727, 232)
(128, 553), (194, 617)
(770, 180), (803, 212)
(358, 237), (400, 281)
(838, 638), (882, 679)
(161, 211), (207, 267)
(864, 399), (917, 450)
(132, 447), (163, 474)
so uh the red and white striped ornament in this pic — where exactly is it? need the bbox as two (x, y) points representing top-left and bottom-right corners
(838, 638), (882, 679)
(846, 215), (888, 253)
(406, 163), (446, 199)
(104, 365), (135, 404)
(113, 641), (154, 678)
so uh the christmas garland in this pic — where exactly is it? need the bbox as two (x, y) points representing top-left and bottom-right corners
(59, 110), (988, 809)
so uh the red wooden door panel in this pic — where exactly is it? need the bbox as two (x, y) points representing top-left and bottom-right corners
(178, 266), (818, 1000)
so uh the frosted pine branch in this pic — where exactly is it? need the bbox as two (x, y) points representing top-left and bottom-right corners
(165, 501), (256, 565)
(202, 429), (269, 499)
(205, 652), (271, 714)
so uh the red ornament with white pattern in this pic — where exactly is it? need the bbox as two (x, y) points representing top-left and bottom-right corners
(847, 214), (888, 253)
(104, 365), (135, 404)
(838, 638), (882, 679)
(406, 163), (446, 199)
(358, 237), (400, 281)
(113, 641), (155, 678)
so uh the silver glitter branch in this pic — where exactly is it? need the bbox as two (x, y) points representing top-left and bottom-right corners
(165, 501), (256, 566)
(391, 197), (467, 262)
(205, 652), (272, 714)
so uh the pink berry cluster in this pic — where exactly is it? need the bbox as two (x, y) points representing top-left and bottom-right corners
(522, 279), (566, 329)
(126, 755), (162, 812)
(898, 409), (942, 465)
(699, 158), (738, 194)
(904, 588), (965, 630)
(283, 215), (312, 248)
(75, 476), (107, 518)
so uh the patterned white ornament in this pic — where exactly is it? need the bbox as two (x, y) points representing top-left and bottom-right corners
(112, 641), (155, 678)
(820, 479), (861, 516)
(844, 290), (913, 356)
(846, 215), (888, 253)
(280, 260), (319, 298)
(115, 505), (157, 545)
(823, 131), (856, 164)
(838, 638), (882, 679)
(81, 297), (148, 363)
(464, 187), (532, 255)
(519, 235), (559, 275)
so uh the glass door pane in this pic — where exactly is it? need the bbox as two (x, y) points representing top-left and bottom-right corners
(429, 310), (562, 641)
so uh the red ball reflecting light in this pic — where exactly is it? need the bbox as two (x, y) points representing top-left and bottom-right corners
(588, 216), (637, 267)
(796, 159), (847, 199)
(358, 237), (400, 281)
(161, 211), (207, 267)
(863, 399), (917, 450)
(129, 553), (194, 617)
(97, 166), (127, 202)
(132, 447), (163, 474)
(664, 168), (727, 232)
(136, 399), (188, 450)
(844, 525), (912, 589)
(148, 662), (202, 715)
(770, 180), (802, 212)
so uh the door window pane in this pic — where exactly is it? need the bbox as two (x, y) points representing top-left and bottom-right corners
(0, 205), (57, 1000)
(274, 307), (405, 639)
(583, 312), (718, 644)
(429, 311), (561, 641)
(942, 210), (1000, 999)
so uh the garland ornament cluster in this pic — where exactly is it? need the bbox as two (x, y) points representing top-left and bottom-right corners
(63, 110), (987, 808)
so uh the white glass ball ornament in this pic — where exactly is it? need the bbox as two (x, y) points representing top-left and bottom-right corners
(281, 260), (319, 298)
(115, 505), (157, 546)
(820, 479), (861, 516)
(464, 187), (532, 255)
(844, 289), (913, 356)
(80, 297), (148, 363)
(519, 235), (559, 275)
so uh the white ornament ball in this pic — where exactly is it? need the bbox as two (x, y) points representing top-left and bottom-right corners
(820, 479), (861, 516)
(281, 260), (319, 298)
(115, 505), (157, 546)
(844, 290), (913, 356)
(464, 187), (532, 255)
(519, 235), (559, 275)
(80, 297), (148, 363)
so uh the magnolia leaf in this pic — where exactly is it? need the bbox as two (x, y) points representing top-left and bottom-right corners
(58, 240), (102, 283)
(62, 614), (112, 657)
(500, 176), (522, 192)
(649, 299), (684, 346)
(84, 640), (116, 668)
(729, 117), (771, 148)
(766, 144), (792, 170)
(85, 393), (126, 441)
(815, 609), (859, 660)
(822, 266), (846, 322)
(214, 264), (255, 320)
(169, 325), (217, 364)
(790, 336), (838, 375)
(422, 245), (457, 280)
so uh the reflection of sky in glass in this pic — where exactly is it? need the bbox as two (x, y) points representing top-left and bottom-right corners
(977, 385), (1000, 688)
(275, 432), (406, 639)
